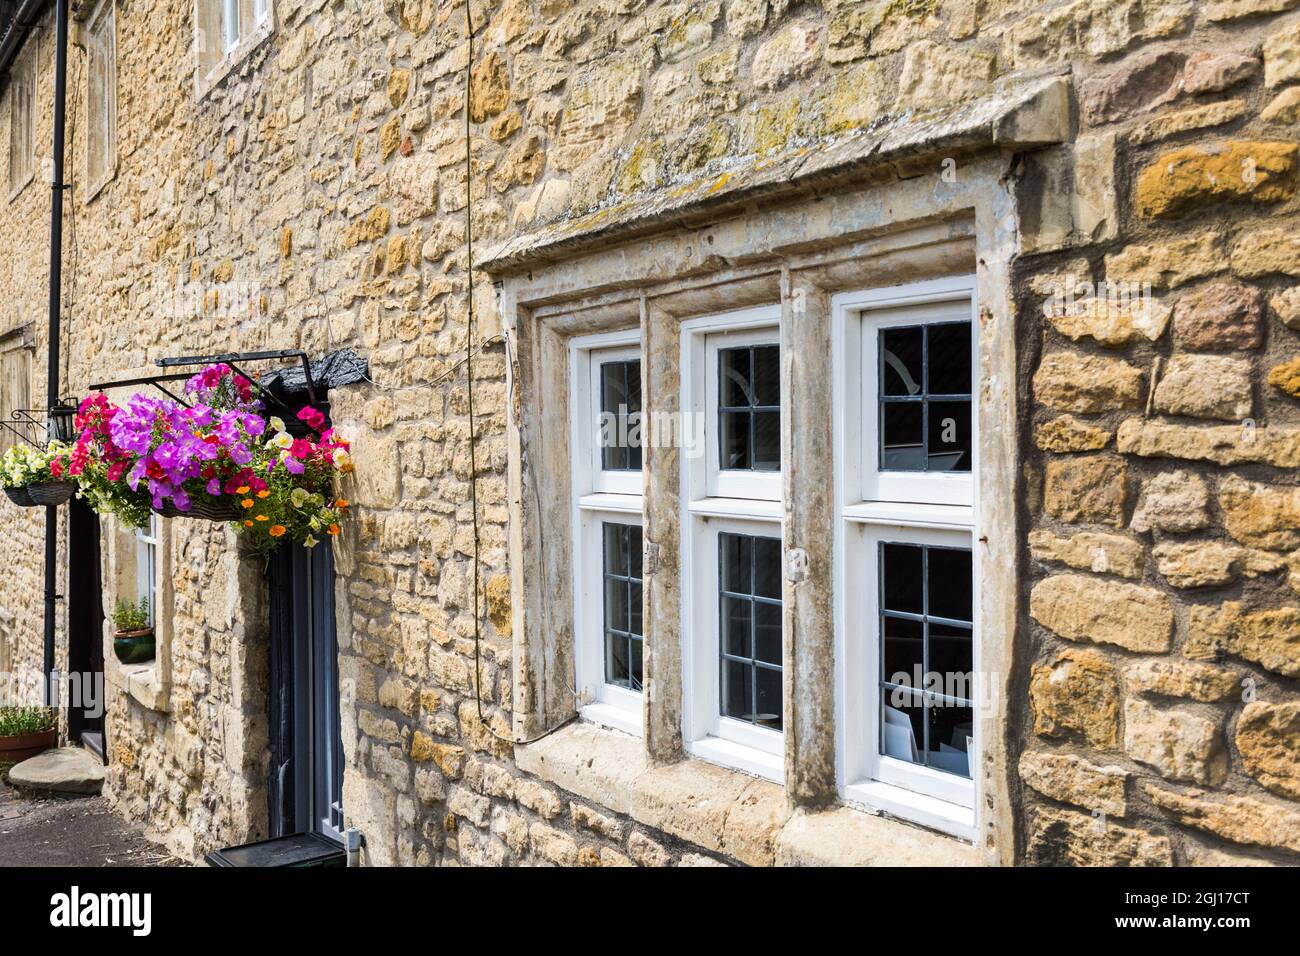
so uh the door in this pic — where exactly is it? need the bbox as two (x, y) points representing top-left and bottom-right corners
(267, 540), (343, 842)
(67, 498), (105, 759)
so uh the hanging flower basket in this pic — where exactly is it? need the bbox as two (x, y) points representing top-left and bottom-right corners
(27, 480), (77, 506)
(3, 485), (36, 507)
(2, 442), (76, 507)
(68, 365), (352, 554)
(151, 496), (242, 522)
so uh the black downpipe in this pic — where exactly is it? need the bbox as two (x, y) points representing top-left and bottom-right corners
(42, 0), (68, 704)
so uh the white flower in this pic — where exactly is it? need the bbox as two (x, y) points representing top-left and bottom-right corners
(269, 416), (286, 433)
(272, 433), (293, 450)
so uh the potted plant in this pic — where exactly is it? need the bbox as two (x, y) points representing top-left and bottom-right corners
(0, 706), (57, 765)
(70, 365), (352, 555)
(112, 597), (155, 664)
(0, 441), (77, 507)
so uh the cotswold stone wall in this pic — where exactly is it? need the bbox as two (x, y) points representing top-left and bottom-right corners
(0, 0), (1298, 865)
(1018, 7), (1300, 866)
(0, 23), (67, 694)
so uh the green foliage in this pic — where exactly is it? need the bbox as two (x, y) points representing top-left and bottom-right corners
(112, 597), (151, 632)
(0, 706), (56, 737)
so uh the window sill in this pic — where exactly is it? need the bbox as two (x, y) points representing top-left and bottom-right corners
(195, 18), (274, 102)
(109, 660), (169, 713)
(842, 780), (976, 842)
(516, 721), (982, 865)
(687, 735), (783, 784)
(8, 171), (34, 204)
(579, 701), (641, 737)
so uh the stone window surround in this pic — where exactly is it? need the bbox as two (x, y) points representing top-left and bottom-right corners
(571, 330), (645, 737)
(105, 512), (174, 712)
(82, 0), (118, 202)
(192, 0), (274, 103)
(487, 152), (1028, 865)
(7, 36), (38, 203)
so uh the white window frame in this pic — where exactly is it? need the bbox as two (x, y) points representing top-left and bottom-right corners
(834, 276), (980, 840)
(682, 513), (784, 781)
(681, 306), (784, 783)
(683, 307), (783, 504)
(570, 329), (644, 737)
(852, 276), (978, 508)
(8, 41), (36, 201)
(580, 342), (643, 496)
(135, 514), (159, 627)
(221, 0), (241, 52)
(85, 0), (117, 200)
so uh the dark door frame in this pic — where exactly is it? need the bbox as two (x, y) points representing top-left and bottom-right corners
(66, 496), (105, 760)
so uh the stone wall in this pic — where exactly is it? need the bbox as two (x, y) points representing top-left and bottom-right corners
(0, 0), (1296, 865)
(1017, 6), (1300, 866)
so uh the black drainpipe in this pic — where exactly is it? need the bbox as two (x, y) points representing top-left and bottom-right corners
(42, 0), (68, 704)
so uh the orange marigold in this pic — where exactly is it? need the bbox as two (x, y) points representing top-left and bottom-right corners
(269, 525), (287, 537)
(241, 499), (254, 509)
(327, 524), (341, 536)
(236, 485), (250, 494)
(256, 514), (269, 522)
(257, 490), (270, 499)
(243, 520), (254, 528)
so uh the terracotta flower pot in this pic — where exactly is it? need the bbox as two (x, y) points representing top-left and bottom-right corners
(0, 728), (57, 764)
(113, 628), (156, 665)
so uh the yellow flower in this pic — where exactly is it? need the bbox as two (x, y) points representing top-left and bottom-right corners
(241, 498), (254, 509)
(269, 525), (286, 537)
(256, 514), (269, 522)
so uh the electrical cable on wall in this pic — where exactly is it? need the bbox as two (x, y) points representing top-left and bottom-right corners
(462, 0), (576, 747)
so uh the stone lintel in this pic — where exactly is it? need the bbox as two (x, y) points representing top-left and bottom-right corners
(477, 73), (1071, 276)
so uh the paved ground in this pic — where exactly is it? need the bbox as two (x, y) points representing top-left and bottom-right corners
(0, 769), (176, 867)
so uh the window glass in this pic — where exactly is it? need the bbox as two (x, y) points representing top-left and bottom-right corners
(878, 542), (972, 778)
(718, 345), (780, 472)
(599, 359), (641, 471)
(602, 522), (643, 691)
(879, 322), (971, 473)
(719, 532), (782, 730)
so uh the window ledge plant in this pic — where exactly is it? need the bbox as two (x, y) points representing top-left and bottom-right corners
(112, 597), (154, 664)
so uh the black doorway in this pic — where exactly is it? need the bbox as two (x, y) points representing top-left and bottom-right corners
(67, 497), (104, 759)
(266, 540), (343, 842)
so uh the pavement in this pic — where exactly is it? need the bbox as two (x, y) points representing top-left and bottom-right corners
(0, 768), (177, 867)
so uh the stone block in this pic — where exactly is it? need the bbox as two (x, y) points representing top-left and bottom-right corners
(1236, 701), (1300, 800)
(1029, 649), (1120, 747)
(1173, 281), (1264, 351)
(1027, 806), (1173, 866)
(1031, 573), (1172, 652)
(1018, 751), (1128, 815)
(1135, 142), (1297, 219)
(1154, 354), (1253, 422)
(1123, 698), (1227, 785)
(1129, 470), (1210, 533)
(1126, 659), (1241, 703)
(1218, 475), (1300, 550)
(1186, 602), (1300, 678)
(1144, 782), (1300, 853)
(1043, 455), (1128, 527)
(1028, 529), (1144, 579)
(1034, 352), (1143, 413)
(1034, 415), (1112, 453)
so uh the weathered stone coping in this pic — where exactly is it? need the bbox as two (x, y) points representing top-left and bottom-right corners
(478, 71), (1070, 275)
(515, 721), (981, 867)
